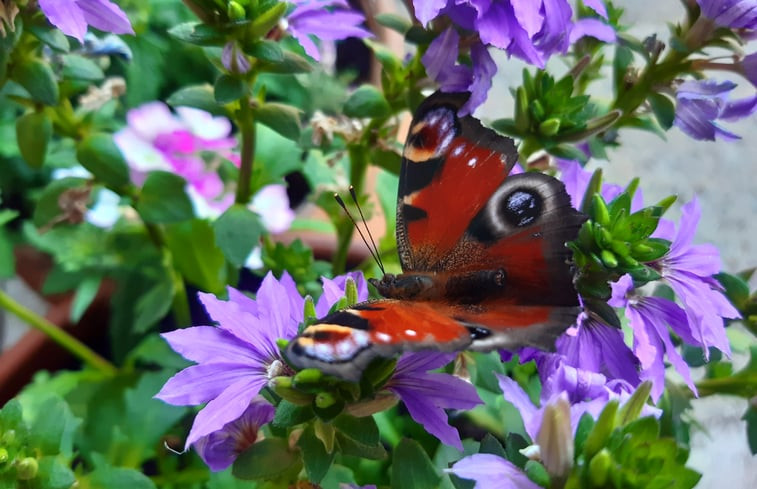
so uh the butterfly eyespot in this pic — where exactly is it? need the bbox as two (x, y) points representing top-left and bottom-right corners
(502, 189), (542, 227)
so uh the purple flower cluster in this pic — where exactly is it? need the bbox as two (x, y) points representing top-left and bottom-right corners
(417, 0), (615, 114)
(38, 0), (133, 43)
(696, 0), (757, 30)
(156, 271), (480, 468)
(674, 79), (757, 141)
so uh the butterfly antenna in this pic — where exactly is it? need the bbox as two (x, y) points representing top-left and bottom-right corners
(333, 188), (385, 274)
(349, 186), (385, 273)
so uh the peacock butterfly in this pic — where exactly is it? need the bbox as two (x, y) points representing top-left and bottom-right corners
(286, 91), (587, 381)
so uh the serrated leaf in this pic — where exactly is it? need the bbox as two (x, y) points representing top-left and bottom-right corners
(391, 438), (440, 489)
(254, 102), (302, 140)
(16, 111), (52, 168)
(233, 438), (300, 480)
(164, 219), (227, 294)
(214, 74), (246, 103)
(136, 171), (194, 223)
(62, 54), (104, 81)
(77, 133), (130, 188)
(212, 205), (263, 267)
(298, 425), (334, 483)
(167, 84), (224, 115)
(13, 58), (59, 105)
(344, 85), (391, 118)
(168, 22), (224, 46)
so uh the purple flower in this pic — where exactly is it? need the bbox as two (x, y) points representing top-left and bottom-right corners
(222, 42), (251, 74)
(555, 313), (641, 389)
(193, 397), (274, 471)
(38, 0), (134, 43)
(651, 198), (740, 357)
(315, 271), (369, 316)
(156, 271), (368, 449)
(609, 275), (699, 400)
(384, 352), (482, 450)
(739, 51), (757, 87)
(421, 28), (497, 115)
(155, 272), (303, 448)
(673, 79), (757, 141)
(448, 453), (541, 489)
(696, 0), (757, 29)
(285, 0), (371, 61)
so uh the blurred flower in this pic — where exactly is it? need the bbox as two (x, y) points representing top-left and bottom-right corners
(38, 0), (134, 43)
(193, 397), (274, 471)
(156, 271), (367, 450)
(650, 198), (740, 357)
(673, 79), (757, 140)
(609, 274), (698, 400)
(448, 453), (540, 489)
(0, 1), (19, 37)
(221, 42), (251, 74)
(384, 352), (482, 450)
(285, 0), (371, 61)
(696, 0), (757, 30)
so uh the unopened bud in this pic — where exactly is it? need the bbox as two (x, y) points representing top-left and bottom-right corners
(16, 457), (38, 480)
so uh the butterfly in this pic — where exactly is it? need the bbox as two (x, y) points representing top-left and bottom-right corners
(286, 91), (587, 381)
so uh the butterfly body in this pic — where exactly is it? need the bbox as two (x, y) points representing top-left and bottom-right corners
(286, 92), (586, 381)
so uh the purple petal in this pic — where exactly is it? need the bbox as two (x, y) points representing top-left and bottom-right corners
(742, 52), (757, 87)
(77, 0), (134, 36)
(413, 0), (449, 25)
(652, 218), (676, 240)
(608, 274), (633, 308)
(448, 454), (541, 489)
(461, 43), (497, 116)
(570, 18), (616, 43)
(396, 388), (465, 449)
(720, 94), (757, 120)
(536, 0), (573, 55)
(496, 374), (540, 440)
(422, 28), (473, 93)
(161, 327), (266, 365)
(583, 0), (608, 18)
(556, 159), (589, 209)
(511, 0), (544, 37)
(155, 363), (262, 405)
(38, 0), (88, 42)
(185, 377), (265, 448)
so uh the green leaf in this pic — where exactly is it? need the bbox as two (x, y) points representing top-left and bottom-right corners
(71, 275), (102, 323)
(77, 133), (130, 188)
(391, 438), (440, 489)
(136, 171), (194, 223)
(374, 13), (412, 33)
(29, 397), (80, 456)
(168, 22), (224, 46)
(212, 205), (264, 267)
(548, 144), (588, 162)
(333, 414), (380, 446)
(167, 84), (224, 115)
(0, 228), (14, 279)
(743, 404), (757, 455)
(36, 457), (76, 489)
(133, 276), (174, 333)
(648, 92), (676, 130)
(715, 272), (751, 310)
(344, 85), (391, 118)
(62, 54), (104, 81)
(233, 438), (300, 480)
(16, 111), (52, 168)
(164, 219), (227, 294)
(249, 2), (288, 37)
(617, 381), (652, 426)
(244, 39), (284, 62)
(214, 74), (247, 103)
(88, 464), (156, 489)
(258, 50), (313, 74)
(13, 58), (59, 105)
(27, 24), (70, 52)
(583, 400), (619, 458)
(273, 400), (315, 428)
(254, 102), (302, 140)
(298, 425), (334, 483)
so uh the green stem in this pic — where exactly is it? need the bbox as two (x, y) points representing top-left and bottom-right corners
(235, 99), (256, 205)
(0, 289), (117, 376)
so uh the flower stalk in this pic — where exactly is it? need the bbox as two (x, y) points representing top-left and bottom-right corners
(235, 98), (256, 206)
(0, 289), (117, 376)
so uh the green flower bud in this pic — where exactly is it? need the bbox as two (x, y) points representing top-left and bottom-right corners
(294, 368), (323, 385)
(515, 86), (530, 131)
(0, 447), (8, 464)
(314, 392), (337, 409)
(537, 396), (574, 477)
(600, 249), (618, 268)
(525, 460), (551, 487)
(1, 430), (15, 445)
(538, 118), (561, 136)
(583, 400), (618, 459)
(227, 1), (246, 21)
(588, 449), (611, 487)
(16, 457), (38, 480)
(303, 296), (317, 321)
(270, 377), (313, 405)
(592, 194), (611, 227)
